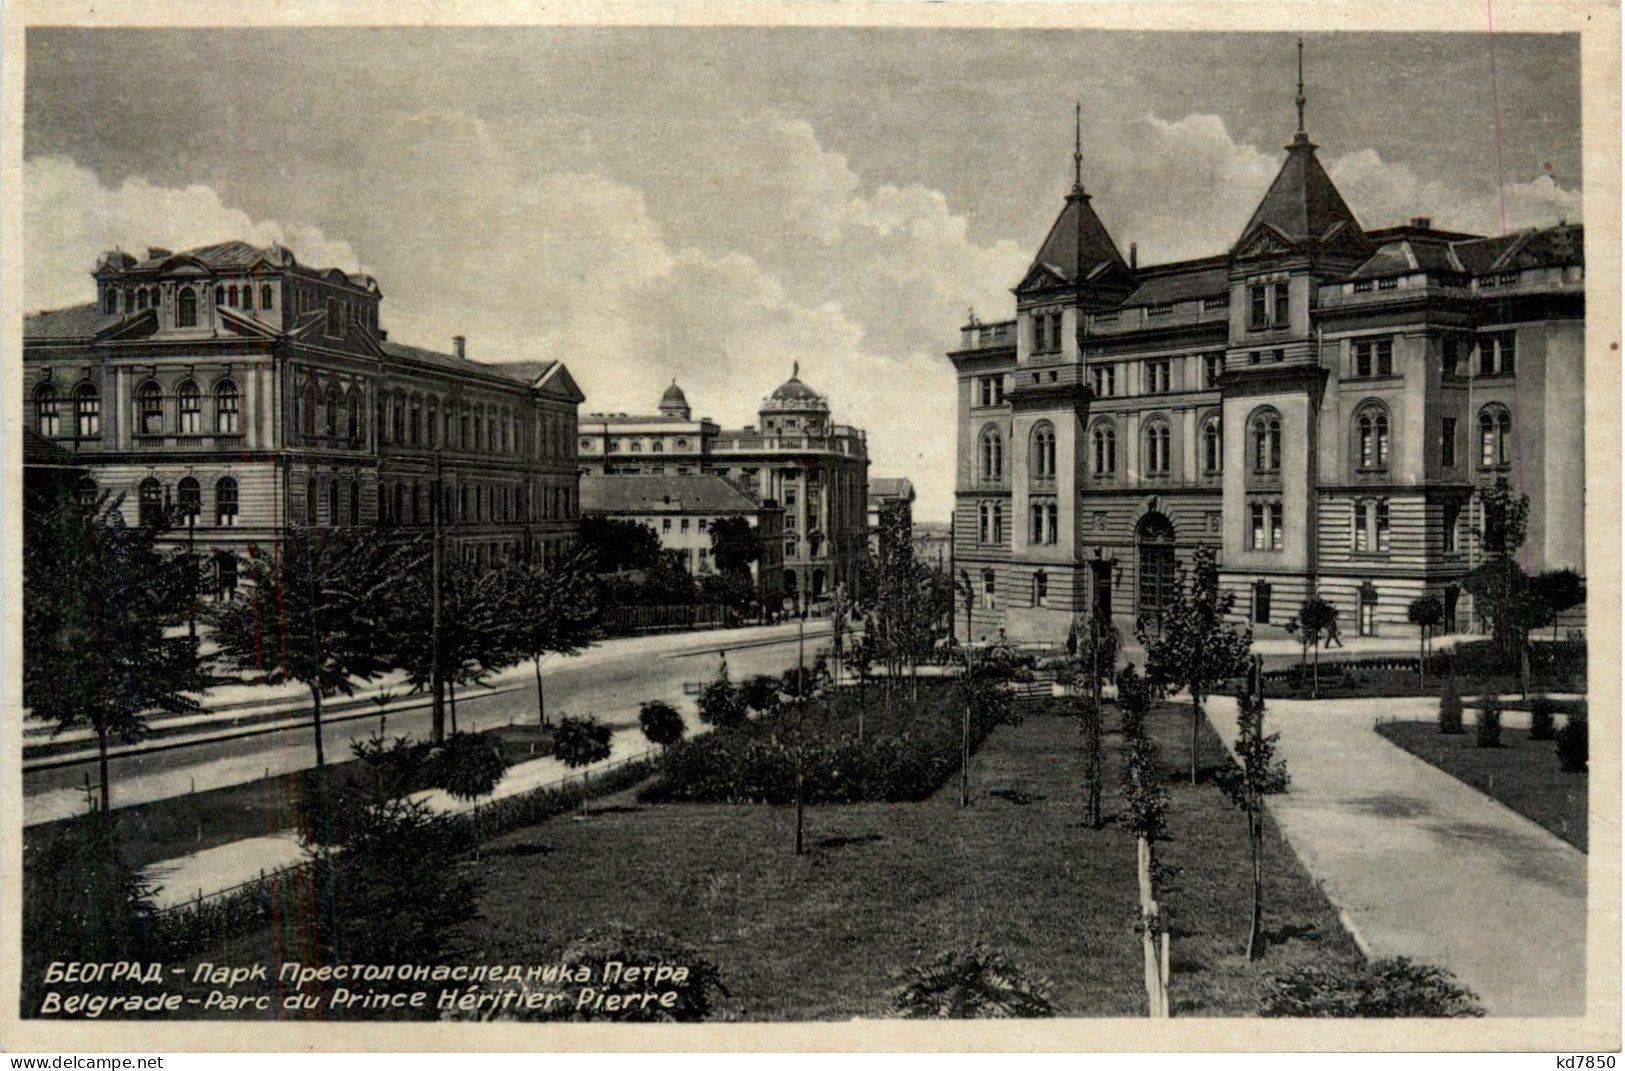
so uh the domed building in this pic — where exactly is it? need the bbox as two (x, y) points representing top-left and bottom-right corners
(579, 365), (870, 603)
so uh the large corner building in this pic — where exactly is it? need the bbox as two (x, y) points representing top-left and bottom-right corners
(952, 80), (1583, 644)
(23, 241), (585, 590)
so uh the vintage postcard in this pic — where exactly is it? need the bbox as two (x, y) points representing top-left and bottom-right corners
(2, 0), (1618, 1054)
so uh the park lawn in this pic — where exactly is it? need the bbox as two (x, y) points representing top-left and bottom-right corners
(1376, 721), (1587, 852)
(22, 723), (554, 873)
(461, 700), (1362, 1020)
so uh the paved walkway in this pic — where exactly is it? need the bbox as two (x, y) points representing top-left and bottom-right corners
(1202, 694), (1587, 1017)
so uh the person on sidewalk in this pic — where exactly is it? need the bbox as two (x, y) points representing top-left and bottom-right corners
(1326, 614), (1344, 648)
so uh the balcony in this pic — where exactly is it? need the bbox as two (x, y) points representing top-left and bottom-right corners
(956, 318), (1017, 353)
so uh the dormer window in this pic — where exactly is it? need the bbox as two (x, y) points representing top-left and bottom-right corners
(262, 284), (275, 310)
(325, 297), (342, 338)
(103, 289), (117, 314)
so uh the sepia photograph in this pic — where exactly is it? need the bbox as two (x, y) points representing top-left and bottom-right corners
(3, 0), (1618, 1053)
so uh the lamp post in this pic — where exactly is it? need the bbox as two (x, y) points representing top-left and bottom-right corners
(783, 593), (806, 855)
(186, 507), (197, 640)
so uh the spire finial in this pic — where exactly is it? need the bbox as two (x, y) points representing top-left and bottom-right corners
(1073, 101), (1084, 192)
(792, 360), (799, 380)
(1294, 37), (1307, 136)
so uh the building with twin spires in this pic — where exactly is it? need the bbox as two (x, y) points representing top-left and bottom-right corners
(951, 61), (1584, 644)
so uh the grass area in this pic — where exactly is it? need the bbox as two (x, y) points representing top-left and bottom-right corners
(48, 697), (1361, 1020)
(22, 723), (554, 871)
(454, 700), (1360, 1020)
(1376, 721), (1586, 852)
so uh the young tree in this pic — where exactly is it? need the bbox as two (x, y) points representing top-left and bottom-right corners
(1293, 597), (1340, 699)
(1464, 477), (1533, 668)
(433, 730), (508, 858)
(24, 488), (209, 814)
(214, 526), (419, 775)
(1532, 569), (1585, 641)
(638, 700), (687, 750)
(1116, 664), (1171, 1016)
(1213, 674), (1290, 961)
(1070, 609), (1118, 828)
(697, 663), (748, 729)
(1407, 596), (1444, 688)
(500, 554), (601, 727)
(553, 714), (614, 815)
(395, 558), (514, 737)
(1139, 545), (1252, 784)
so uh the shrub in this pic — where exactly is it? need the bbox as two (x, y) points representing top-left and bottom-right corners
(553, 714), (613, 769)
(696, 678), (748, 729)
(21, 817), (156, 1015)
(1528, 696), (1559, 741)
(1555, 708), (1588, 773)
(891, 945), (1055, 1018)
(738, 674), (783, 714)
(1475, 695), (1502, 748)
(638, 700), (687, 748)
(432, 731), (508, 802)
(307, 794), (480, 965)
(1261, 957), (1484, 1018)
(1438, 676), (1464, 735)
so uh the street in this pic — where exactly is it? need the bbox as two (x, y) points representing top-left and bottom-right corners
(24, 620), (837, 826)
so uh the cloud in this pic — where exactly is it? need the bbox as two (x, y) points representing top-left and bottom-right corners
(24, 155), (362, 313)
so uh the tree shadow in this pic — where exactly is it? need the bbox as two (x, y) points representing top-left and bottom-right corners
(1264, 922), (1323, 949)
(988, 787), (1047, 806)
(490, 842), (555, 858)
(815, 833), (883, 850)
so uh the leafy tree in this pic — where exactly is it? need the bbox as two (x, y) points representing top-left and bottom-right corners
(1290, 597), (1339, 699)
(214, 526), (420, 775)
(1116, 663), (1171, 1016)
(697, 663), (749, 728)
(1213, 678), (1290, 960)
(1407, 596), (1444, 688)
(579, 515), (664, 573)
(698, 570), (758, 620)
(1465, 477), (1533, 667)
(709, 515), (760, 578)
(553, 714), (614, 815)
(392, 557), (511, 738)
(24, 487), (209, 813)
(638, 699), (687, 749)
(1532, 569), (1585, 640)
(738, 674), (784, 715)
(1139, 545), (1253, 784)
(499, 554), (601, 727)
(432, 730), (507, 858)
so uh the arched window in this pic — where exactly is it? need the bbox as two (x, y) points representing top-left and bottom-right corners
(103, 289), (118, 314)
(215, 477), (238, 526)
(1355, 404), (1390, 469)
(1031, 422), (1056, 479)
(301, 383), (317, 440)
(1479, 404), (1513, 467)
(227, 285), (239, 308)
(124, 290), (136, 314)
(242, 285), (254, 311)
(137, 381), (164, 436)
(215, 286), (226, 306)
(137, 289), (149, 310)
(1143, 420), (1171, 475)
(347, 389), (362, 443)
(215, 380), (239, 434)
(138, 478), (164, 527)
(1092, 422), (1117, 475)
(326, 385), (342, 438)
(176, 381), (202, 435)
(979, 426), (1003, 481)
(35, 383), (60, 437)
(177, 287), (198, 327)
(75, 384), (100, 438)
(149, 287), (160, 309)
(177, 476), (201, 521)
(652, 441), (664, 453)
(1202, 415), (1222, 473)
(262, 284), (274, 310)
(1251, 409), (1282, 473)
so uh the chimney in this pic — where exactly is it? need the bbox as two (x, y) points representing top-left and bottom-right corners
(147, 247), (172, 260)
(453, 335), (466, 359)
(1411, 217), (1432, 230)
(1130, 242), (1138, 271)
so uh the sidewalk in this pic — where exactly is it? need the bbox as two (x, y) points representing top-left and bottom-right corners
(1202, 693), (1586, 1016)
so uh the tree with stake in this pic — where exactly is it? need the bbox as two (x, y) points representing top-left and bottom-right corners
(1139, 545), (1252, 785)
(24, 487), (208, 815)
(1532, 569), (1585, 641)
(1407, 596), (1443, 688)
(552, 715), (613, 815)
(433, 731), (508, 858)
(1071, 609), (1117, 828)
(1462, 477), (1533, 670)
(1213, 668), (1290, 960)
(1117, 664), (1171, 1016)
(1294, 597), (1339, 699)
(638, 700), (687, 750)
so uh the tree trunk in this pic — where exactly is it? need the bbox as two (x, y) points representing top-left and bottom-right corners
(960, 654), (972, 808)
(1312, 642), (1320, 699)
(310, 684), (327, 770)
(1188, 695), (1201, 785)
(1419, 629), (1427, 691)
(533, 656), (547, 727)
(449, 678), (459, 735)
(1137, 837), (1168, 1017)
(97, 724), (112, 816)
(1245, 809), (1264, 961)
(793, 748), (805, 856)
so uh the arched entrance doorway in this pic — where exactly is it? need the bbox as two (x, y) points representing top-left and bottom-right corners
(1136, 511), (1177, 632)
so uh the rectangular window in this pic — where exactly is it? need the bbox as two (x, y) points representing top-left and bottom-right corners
(1250, 285), (1269, 329)
(681, 518), (691, 533)
(1273, 282), (1290, 326)
(1354, 502), (1369, 552)
(1441, 417), (1457, 467)
(1254, 581), (1272, 625)
(1248, 350), (1261, 365)
(1444, 500), (1461, 553)
(1146, 360), (1171, 393)
(1478, 330), (1516, 375)
(1033, 315), (1048, 354)
(1204, 353), (1224, 388)
(1376, 501), (1391, 552)
(1442, 337), (1459, 376)
(1377, 339), (1393, 376)
(1270, 503), (1284, 550)
(698, 518), (708, 532)
(1250, 498), (1283, 551)
(1091, 365), (1115, 397)
(1033, 572), (1048, 608)
(662, 518), (672, 533)
(1250, 503), (1265, 550)
(982, 570), (996, 610)
(1050, 312), (1064, 352)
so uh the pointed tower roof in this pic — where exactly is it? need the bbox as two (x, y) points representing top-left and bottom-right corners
(1016, 104), (1131, 294)
(1232, 40), (1373, 262)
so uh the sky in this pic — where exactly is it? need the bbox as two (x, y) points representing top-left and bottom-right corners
(24, 28), (1582, 523)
